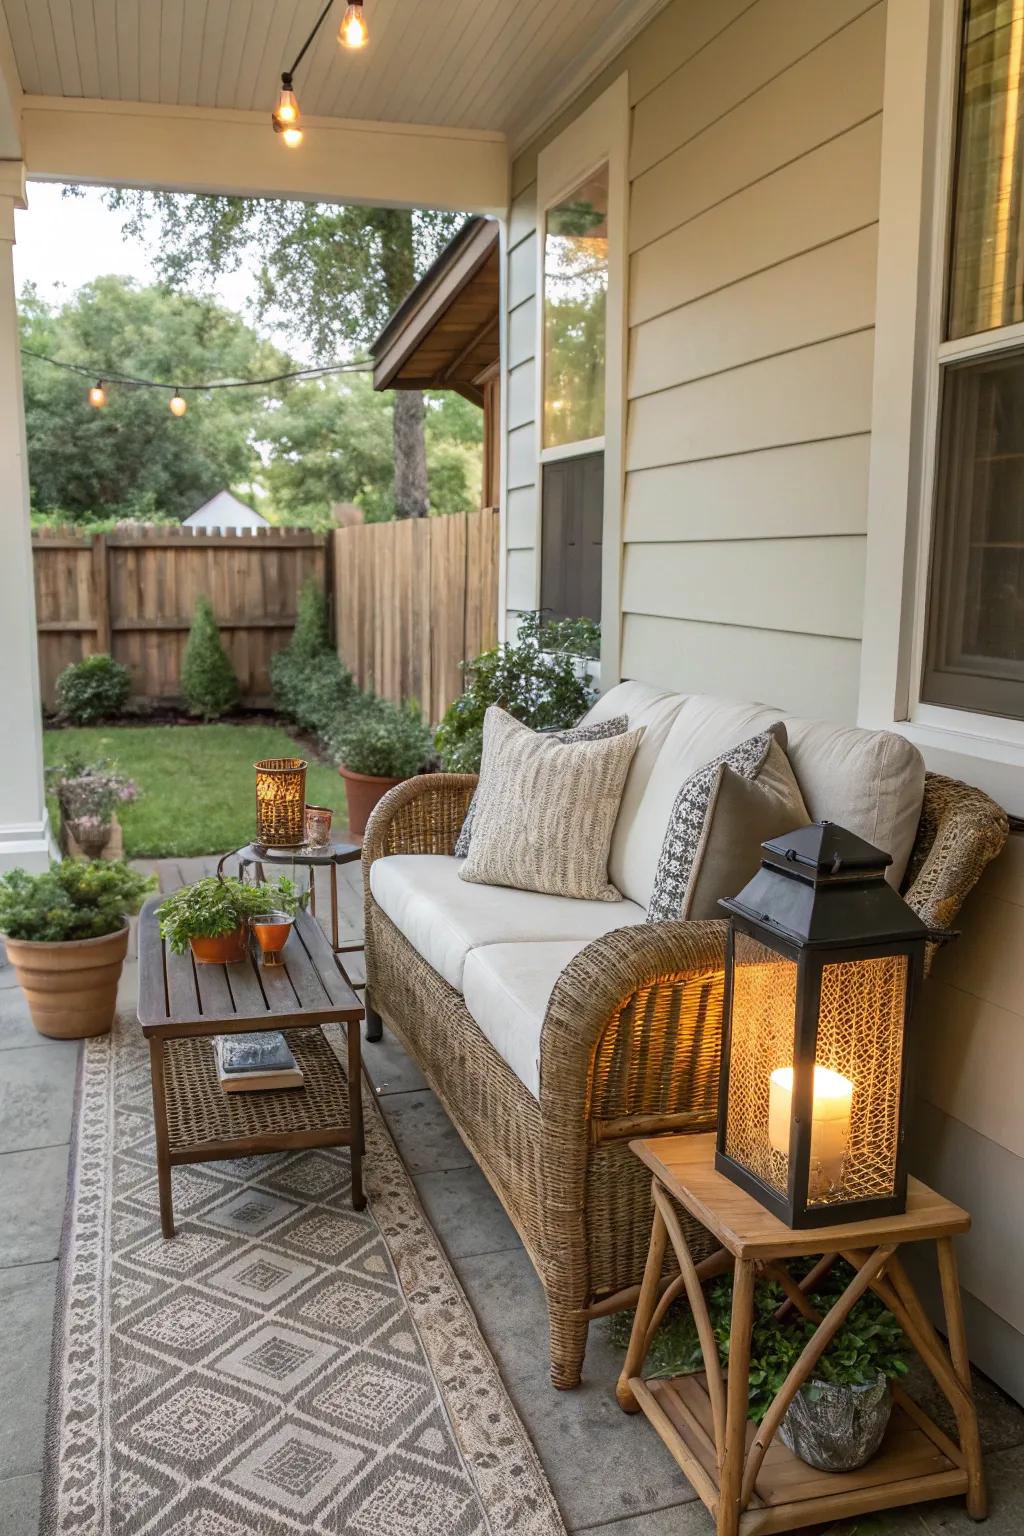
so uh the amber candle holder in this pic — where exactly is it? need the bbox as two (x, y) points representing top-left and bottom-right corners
(251, 911), (294, 967)
(254, 758), (307, 847)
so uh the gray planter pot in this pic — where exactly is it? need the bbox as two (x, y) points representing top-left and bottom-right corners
(779, 1371), (892, 1472)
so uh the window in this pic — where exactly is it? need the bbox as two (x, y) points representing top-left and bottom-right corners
(539, 452), (603, 624)
(542, 166), (609, 450)
(924, 0), (1024, 720)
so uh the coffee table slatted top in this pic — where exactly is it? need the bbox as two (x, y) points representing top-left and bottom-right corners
(137, 896), (362, 1038)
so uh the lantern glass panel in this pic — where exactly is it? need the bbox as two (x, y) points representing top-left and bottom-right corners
(810, 952), (908, 1208)
(723, 930), (797, 1199)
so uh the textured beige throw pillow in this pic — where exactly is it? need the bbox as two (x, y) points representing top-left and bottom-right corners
(459, 706), (644, 901)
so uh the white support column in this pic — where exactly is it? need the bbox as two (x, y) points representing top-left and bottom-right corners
(0, 162), (51, 872)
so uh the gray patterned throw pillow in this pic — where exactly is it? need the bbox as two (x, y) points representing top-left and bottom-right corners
(646, 727), (783, 923)
(454, 713), (629, 858)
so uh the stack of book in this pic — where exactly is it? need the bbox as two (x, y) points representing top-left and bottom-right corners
(215, 1031), (304, 1093)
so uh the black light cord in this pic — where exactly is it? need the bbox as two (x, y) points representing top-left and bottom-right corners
(289, 0), (336, 78)
(21, 347), (371, 392)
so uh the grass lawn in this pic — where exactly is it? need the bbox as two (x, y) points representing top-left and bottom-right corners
(43, 723), (347, 859)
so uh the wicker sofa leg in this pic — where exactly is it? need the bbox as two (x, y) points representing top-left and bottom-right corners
(548, 1302), (590, 1390)
(364, 993), (383, 1043)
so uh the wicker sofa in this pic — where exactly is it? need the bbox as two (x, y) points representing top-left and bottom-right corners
(362, 683), (1008, 1388)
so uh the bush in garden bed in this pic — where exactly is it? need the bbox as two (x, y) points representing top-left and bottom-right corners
(181, 595), (240, 720)
(55, 653), (132, 725)
(271, 578), (354, 736)
(329, 694), (433, 780)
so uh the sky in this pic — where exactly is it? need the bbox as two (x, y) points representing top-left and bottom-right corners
(12, 181), (316, 364)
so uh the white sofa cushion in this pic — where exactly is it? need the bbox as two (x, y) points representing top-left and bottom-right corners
(369, 854), (645, 992)
(462, 940), (591, 1100)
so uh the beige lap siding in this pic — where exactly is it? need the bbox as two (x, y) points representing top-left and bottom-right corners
(503, 0), (885, 708)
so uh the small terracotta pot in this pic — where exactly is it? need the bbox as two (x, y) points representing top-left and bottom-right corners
(3, 925), (129, 1039)
(189, 925), (249, 965)
(339, 766), (404, 837)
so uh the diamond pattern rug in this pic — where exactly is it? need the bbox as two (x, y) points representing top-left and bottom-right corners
(41, 1017), (566, 1535)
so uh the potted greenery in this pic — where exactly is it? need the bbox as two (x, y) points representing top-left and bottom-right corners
(611, 1257), (907, 1473)
(0, 861), (154, 1038)
(157, 874), (305, 964)
(47, 755), (139, 859)
(330, 694), (434, 836)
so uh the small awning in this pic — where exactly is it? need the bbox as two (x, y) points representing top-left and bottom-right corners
(371, 218), (499, 407)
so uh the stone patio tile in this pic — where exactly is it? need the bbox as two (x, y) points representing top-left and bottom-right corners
(0, 1265), (56, 1480)
(902, 1356), (1024, 1455)
(363, 1025), (427, 1095)
(0, 1042), (78, 1154)
(0, 1145), (69, 1267)
(377, 1088), (473, 1174)
(574, 1504), (718, 1535)
(0, 985), (44, 1049)
(919, 1443), (1024, 1533)
(414, 1164), (520, 1260)
(455, 1245), (698, 1531)
(0, 1472), (41, 1536)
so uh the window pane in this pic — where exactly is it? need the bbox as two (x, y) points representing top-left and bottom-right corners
(543, 167), (608, 448)
(948, 0), (1024, 339)
(924, 350), (1024, 718)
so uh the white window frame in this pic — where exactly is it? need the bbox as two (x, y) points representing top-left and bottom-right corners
(860, 0), (1024, 815)
(533, 74), (629, 684)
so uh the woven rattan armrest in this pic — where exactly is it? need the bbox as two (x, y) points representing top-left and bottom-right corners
(902, 772), (1008, 965)
(539, 917), (728, 1138)
(362, 772), (478, 867)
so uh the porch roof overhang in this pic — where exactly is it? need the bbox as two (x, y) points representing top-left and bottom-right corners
(371, 217), (499, 405)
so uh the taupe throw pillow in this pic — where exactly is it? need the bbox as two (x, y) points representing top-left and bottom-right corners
(459, 706), (643, 901)
(453, 713), (628, 857)
(647, 726), (806, 922)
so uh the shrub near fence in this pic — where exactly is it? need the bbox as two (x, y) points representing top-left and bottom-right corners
(32, 526), (327, 709)
(333, 506), (499, 725)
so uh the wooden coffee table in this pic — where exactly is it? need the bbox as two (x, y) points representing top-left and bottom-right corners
(617, 1133), (985, 1536)
(137, 896), (365, 1238)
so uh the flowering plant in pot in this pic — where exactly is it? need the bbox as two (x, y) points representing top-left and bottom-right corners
(0, 860), (154, 1038)
(329, 694), (433, 836)
(158, 874), (306, 964)
(47, 755), (139, 858)
(611, 1256), (908, 1472)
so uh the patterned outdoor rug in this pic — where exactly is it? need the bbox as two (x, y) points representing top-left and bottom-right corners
(41, 1016), (566, 1536)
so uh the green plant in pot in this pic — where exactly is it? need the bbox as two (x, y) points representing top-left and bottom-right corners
(329, 694), (433, 837)
(0, 861), (154, 1039)
(158, 874), (306, 964)
(610, 1257), (908, 1473)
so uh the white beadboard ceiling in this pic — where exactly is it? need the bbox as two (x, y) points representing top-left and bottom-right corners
(1, 0), (656, 142)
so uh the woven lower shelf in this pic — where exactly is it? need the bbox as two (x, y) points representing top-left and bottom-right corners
(163, 1025), (352, 1156)
(634, 1372), (968, 1536)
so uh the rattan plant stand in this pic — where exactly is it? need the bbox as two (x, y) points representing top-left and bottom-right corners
(137, 898), (365, 1237)
(617, 1133), (986, 1536)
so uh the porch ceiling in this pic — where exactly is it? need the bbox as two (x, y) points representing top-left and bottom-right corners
(0, 0), (665, 146)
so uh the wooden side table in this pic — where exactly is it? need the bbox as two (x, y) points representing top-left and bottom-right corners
(617, 1133), (986, 1536)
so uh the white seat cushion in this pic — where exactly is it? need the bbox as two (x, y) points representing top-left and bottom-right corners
(463, 940), (592, 1100)
(369, 854), (645, 992)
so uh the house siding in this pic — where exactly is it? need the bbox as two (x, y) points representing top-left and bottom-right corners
(501, 0), (1024, 1403)
(502, 0), (885, 714)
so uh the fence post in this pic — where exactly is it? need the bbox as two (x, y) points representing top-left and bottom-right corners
(92, 532), (111, 653)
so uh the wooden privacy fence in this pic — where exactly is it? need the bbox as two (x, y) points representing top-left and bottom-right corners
(32, 526), (327, 708)
(334, 507), (500, 724)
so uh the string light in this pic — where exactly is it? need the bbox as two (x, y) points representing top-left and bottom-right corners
(273, 73), (303, 148)
(88, 380), (107, 408)
(169, 390), (188, 417)
(339, 1), (369, 49)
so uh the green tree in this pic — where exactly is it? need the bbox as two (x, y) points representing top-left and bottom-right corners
(181, 595), (240, 719)
(263, 374), (483, 526)
(19, 277), (288, 522)
(104, 194), (468, 518)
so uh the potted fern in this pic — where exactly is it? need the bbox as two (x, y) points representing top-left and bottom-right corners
(157, 874), (305, 964)
(0, 861), (154, 1038)
(330, 695), (433, 836)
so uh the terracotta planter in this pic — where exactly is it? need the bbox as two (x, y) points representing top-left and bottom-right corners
(3, 925), (129, 1039)
(339, 766), (404, 837)
(189, 925), (249, 965)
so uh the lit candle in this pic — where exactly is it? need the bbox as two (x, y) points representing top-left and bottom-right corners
(768, 1064), (854, 1191)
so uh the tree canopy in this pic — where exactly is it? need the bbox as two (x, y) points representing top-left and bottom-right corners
(20, 276), (286, 523)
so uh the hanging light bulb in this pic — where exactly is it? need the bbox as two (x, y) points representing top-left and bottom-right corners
(272, 72), (302, 145)
(169, 390), (187, 417)
(88, 380), (107, 408)
(339, 1), (369, 49)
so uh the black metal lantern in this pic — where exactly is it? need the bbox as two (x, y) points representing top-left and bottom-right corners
(715, 822), (931, 1228)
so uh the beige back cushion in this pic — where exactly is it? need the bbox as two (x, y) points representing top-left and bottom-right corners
(587, 688), (925, 909)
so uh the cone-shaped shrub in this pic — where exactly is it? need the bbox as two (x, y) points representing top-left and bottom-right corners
(181, 595), (239, 720)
